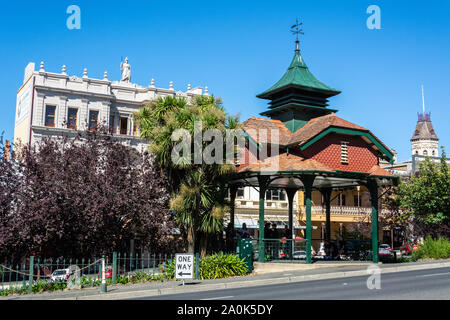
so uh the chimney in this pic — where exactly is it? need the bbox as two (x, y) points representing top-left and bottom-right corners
(4, 140), (10, 161)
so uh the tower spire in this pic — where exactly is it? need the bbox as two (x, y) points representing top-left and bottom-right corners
(421, 85), (425, 115)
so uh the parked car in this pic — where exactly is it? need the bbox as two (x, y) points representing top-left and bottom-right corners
(314, 242), (326, 259)
(379, 244), (393, 257)
(293, 250), (306, 260)
(102, 266), (124, 278)
(400, 242), (420, 256)
(50, 269), (70, 282)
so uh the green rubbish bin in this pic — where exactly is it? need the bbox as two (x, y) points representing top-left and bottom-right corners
(237, 238), (253, 273)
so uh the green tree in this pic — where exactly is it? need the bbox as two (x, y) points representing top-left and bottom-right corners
(398, 148), (450, 237)
(134, 95), (240, 254)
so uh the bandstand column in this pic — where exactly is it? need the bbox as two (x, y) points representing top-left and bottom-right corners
(285, 188), (298, 260)
(258, 176), (270, 262)
(285, 189), (298, 239)
(301, 175), (315, 264)
(368, 180), (379, 264)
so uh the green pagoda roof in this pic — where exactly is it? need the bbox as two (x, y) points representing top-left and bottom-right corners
(257, 47), (341, 99)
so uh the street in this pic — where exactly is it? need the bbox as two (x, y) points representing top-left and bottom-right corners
(129, 267), (450, 300)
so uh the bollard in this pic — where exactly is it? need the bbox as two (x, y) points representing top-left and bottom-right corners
(101, 255), (107, 293)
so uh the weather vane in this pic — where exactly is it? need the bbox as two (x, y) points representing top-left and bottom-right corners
(290, 18), (304, 51)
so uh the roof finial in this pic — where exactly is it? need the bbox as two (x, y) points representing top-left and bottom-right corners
(290, 18), (304, 52)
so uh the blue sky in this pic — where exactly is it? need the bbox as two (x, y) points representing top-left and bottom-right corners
(0, 0), (449, 162)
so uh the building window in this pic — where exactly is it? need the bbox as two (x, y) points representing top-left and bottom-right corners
(119, 117), (128, 135)
(109, 115), (115, 134)
(266, 189), (286, 201)
(423, 150), (428, 156)
(133, 122), (138, 136)
(341, 141), (349, 164)
(45, 105), (56, 127)
(432, 150), (435, 156)
(337, 194), (346, 206)
(89, 110), (99, 131)
(237, 187), (245, 199)
(67, 108), (78, 130)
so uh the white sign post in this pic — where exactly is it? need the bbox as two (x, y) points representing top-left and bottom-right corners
(175, 253), (194, 285)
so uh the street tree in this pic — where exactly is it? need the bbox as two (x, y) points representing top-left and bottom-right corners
(134, 95), (239, 255)
(0, 128), (177, 261)
(397, 148), (450, 238)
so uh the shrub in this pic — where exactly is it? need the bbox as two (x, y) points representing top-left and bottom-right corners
(163, 259), (175, 279)
(412, 236), (450, 261)
(163, 253), (248, 280)
(198, 253), (248, 280)
(79, 276), (101, 288)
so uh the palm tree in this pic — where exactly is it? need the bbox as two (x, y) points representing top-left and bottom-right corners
(134, 95), (240, 254)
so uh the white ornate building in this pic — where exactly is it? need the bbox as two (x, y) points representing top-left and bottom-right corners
(14, 60), (209, 151)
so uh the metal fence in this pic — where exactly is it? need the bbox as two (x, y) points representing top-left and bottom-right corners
(249, 238), (374, 262)
(0, 252), (177, 294)
(114, 252), (176, 278)
(251, 238), (307, 262)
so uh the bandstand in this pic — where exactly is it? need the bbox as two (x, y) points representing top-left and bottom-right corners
(228, 36), (398, 264)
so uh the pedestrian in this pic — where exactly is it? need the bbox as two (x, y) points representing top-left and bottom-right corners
(240, 223), (250, 239)
(271, 223), (279, 259)
(225, 223), (234, 252)
(271, 223), (279, 239)
(283, 225), (290, 238)
(264, 222), (272, 239)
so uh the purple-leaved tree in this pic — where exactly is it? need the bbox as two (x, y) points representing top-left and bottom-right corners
(0, 128), (179, 262)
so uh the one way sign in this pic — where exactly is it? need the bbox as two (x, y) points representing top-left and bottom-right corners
(175, 254), (194, 280)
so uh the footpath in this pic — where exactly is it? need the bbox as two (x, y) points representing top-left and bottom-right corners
(3, 259), (450, 300)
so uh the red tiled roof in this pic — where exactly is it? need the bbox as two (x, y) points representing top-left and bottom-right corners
(288, 113), (368, 145)
(241, 116), (292, 145)
(241, 113), (392, 157)
(368, 165), (395, 177)
(237, 153), (334, 173)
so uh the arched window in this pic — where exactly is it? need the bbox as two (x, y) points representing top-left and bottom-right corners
(423, 150), (428, 156)
(432, 150), (435, 156)
(415, 151), (419, 155)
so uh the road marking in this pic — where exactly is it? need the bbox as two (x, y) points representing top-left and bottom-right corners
(201, 296), (234, 300)
(416, 272), (450, 278)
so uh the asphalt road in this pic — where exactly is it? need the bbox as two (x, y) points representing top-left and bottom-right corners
(129, 267), (450, 300)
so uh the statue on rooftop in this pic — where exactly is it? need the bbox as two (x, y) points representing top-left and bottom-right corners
(120, 57), (131, 82)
